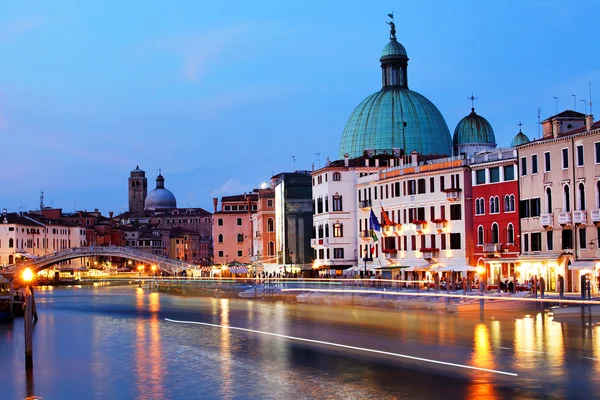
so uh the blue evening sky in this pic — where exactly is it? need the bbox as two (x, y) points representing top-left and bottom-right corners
(0, 0), (598, 215)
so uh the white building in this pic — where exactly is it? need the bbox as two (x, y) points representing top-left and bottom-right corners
(0, 211), (87, 268)
(355, 151), (475, 280)
(311, 154), (387, 276)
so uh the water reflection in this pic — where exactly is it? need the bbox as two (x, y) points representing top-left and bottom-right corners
(219, 299), (233, 399)
(134, 289), (164, 399)
(468, 323), (499, 399)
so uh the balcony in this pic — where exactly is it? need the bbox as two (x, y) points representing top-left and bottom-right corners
(360, 230), (371, 238)
(483, 243), (501, 253)
(382, 248), (398, 259)
(359, 199), (372, 210)
(420, 248), (439, 259)
(414, 220), (427, 234)
(573, 210), (587, 225)
(443, 188), (462, 202)
(432, 219), (447, 233)
(541, 213), (553, 228)
(558, 212), (572, 226)
(383, 224), (402, 236)
(592, 209), (600, 223)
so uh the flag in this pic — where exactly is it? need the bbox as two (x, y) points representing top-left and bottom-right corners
(380, 203), (394, 226)
(370, 245), (375, 255)
(370, 229), (379, 242)
(369, 208), (381, 231)
(387, 13), (394, 19)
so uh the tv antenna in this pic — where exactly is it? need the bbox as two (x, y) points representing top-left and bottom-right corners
(537, 108), (541, 139)
(315, 152), (321, 169)
(553, 97), (558, 114)
(572, 94), (577, 110)
(292, 156), (296, 171)
(581, 99), (587, 114)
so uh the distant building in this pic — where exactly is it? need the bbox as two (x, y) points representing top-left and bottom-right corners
(212, 193), (258, 265)
(128, 166), (147, 214)
(250, 188), (277, 270)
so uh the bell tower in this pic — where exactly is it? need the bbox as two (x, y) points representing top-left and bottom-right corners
(128, 166), (147, 214)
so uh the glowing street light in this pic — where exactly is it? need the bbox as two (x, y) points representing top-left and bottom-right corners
(22, 268), (34, 282)
(151, 265), (157, 277)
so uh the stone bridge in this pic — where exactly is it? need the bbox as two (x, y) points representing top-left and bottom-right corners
(0, 246), (201, 278)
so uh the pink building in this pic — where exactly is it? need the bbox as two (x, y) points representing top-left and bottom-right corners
(212, 193), (258, 265)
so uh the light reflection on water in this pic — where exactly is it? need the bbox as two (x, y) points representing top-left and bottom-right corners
(3, 286), (600, 399)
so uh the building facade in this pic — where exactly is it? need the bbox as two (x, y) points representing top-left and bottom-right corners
(212, 193), (257, 265)
(517, 111), (598, 292)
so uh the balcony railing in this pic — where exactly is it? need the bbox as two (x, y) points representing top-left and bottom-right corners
(359, 199), (372, 209)
(558, 212), (572, 226)
(360, 230), (371, 239)
(383, 224), (401, 236)
(541, 213), (553, 228)
(483, 243), (501, 253)
(414, 221), (427, 234)
(573, 210), (587, 225)
(443, 188), (462, 202)
(420, 248), (439, 259)
(593, 209), (600, 223)
(432, 219), (447, 233)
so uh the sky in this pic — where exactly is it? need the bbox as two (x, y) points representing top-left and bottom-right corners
(0, 0), (598, 215)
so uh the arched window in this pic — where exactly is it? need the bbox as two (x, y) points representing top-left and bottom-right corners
(510, 195), (515, 211)
(333, 172), (341, 181)
(546, 187), (552, 214)
(312, 226), (316, 238)
(507, 223), (514, 244)
(333, 223), (343, 237)
(218, 233), (224, 243)
(495, 196), (500, 213)
(237, 233), (243, 243)
(579, 182), (586, 210)
(318, 225), (324, 238)
(597, 180), (600, 208)
(477, 226), (484, 245)
(325, 223), (329, 237)
(564, 185), (571, 212)
(489, 197), (495, 213)
(492, 223), (499, 244)
(131, 181), (135, 188)
(504, 195), (510, 212)
(8, 238), (13, 248)
(267, 218), (274, 232)
(333, 194), (343, 211)
(268, 241), (275, 256)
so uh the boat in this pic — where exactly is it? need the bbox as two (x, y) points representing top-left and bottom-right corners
(238, 287), (264, 299)
(447, 294), (537, 313)
(550, 305), (600, 317)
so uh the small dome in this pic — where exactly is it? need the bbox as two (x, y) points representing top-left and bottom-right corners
(511, 131), (530, 147)
(381, 39), (407, 60)
(453, 108), (496, 146)
(144, 173), (177, 210)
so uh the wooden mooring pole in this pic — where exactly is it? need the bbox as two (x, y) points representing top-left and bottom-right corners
(24, 285), (35, 369)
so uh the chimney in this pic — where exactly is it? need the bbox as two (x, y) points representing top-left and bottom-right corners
(246, 197), (251, 213)
(552, 119), (560, 138)
(212, 198), (218, 213)
(365, 159), (369, 167)
(343, 153), (349, 167)
(390, 158), (395, 168)
(411, 150), (418, 165)
(587, 115), (594, 131)
(375, 158), (379, 167)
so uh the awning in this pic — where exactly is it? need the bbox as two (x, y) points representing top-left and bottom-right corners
(437, 265), (477, 273)
(568, 260), (599, 270)
(229, 266), (249, 274)
(17, 252), (37, 259)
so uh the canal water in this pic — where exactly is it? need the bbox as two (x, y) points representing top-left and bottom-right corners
(1, 284), (600, 399)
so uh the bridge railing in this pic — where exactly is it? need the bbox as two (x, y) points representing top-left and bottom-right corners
(1, 246), (203, 275)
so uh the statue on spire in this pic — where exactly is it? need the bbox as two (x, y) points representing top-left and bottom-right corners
(386, 13), (396, 40)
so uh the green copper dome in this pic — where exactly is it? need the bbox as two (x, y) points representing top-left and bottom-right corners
(453, 108), (496, 146)
(381, 40), (407, 59)
(511, 130), (530, 147)
(338, 32), (452, 159)
(339, 88), (452, 158)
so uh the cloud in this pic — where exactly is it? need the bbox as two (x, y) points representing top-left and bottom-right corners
(156, 25), (252, 83)
(0, 17), (42, 42)
(211, 179), (256, 196)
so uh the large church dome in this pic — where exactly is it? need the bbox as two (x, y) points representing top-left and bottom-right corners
(338, 21), (452, 159)
(145, 173), (177, 211)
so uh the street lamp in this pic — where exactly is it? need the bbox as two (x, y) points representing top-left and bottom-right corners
(151, 265), (157, 277)
(138, 265), (144, 277)
(22, 267), (36, 369)
(588, 238), (599, 250)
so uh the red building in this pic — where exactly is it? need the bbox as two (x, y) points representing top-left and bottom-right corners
(471, 149), (521, 284)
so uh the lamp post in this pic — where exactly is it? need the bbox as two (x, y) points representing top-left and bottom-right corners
(22, 267), (37, 369)
(289, 251), (293, 277)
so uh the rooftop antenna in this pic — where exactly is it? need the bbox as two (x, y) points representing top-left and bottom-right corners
(467, 93), (478, 110)
(537, 108), (541, 139)
(292, 156), (296, 171)
(581, 99), (587, 114)
(553, 97), (558, 114)
(590, 82), (594, 115)
(40, 190), (45, 210)
(74, 202), (76, 212)
(572, 94), (577, 110)
(315, 152), (321, 169)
